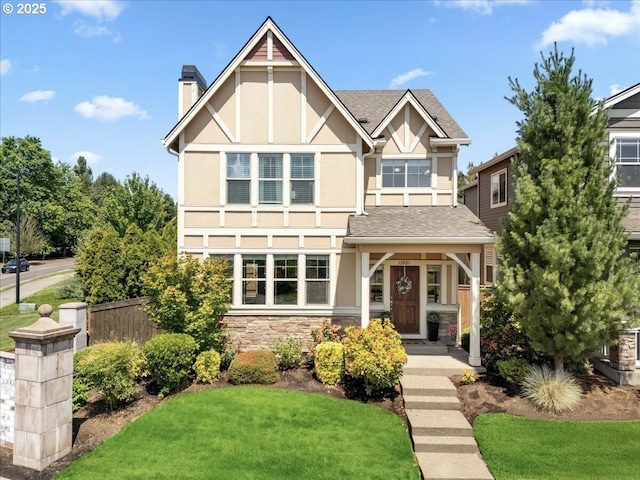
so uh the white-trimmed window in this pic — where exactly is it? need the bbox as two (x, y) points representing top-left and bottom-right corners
(382, 159), (432, 188)
(491, 169), (507, 207)
(427, 266), (441, 304)
(306, 255), (329, 304)
(291, 154), (314, 204)
(274, 255), (297, 305)
(259, 154), (283, 204)
(615, 138), (640, 188)
(227, 153), (251, 204)
(242, 255), (266, 305)
(484, 244), (496, 284)
(370, 265), (383, 303)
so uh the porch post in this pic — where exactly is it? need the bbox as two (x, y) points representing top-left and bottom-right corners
(469, 252), (481, 366)
(361, 251), (370, 328)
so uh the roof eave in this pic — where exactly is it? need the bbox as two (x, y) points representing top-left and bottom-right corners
(430, 138), (472, 147)
(344, 236), (493, 245)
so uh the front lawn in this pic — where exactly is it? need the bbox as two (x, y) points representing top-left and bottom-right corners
(475, 413), (640, 479)
(55, 386), (420, 479)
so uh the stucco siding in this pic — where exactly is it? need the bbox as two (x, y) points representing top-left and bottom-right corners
(288, 212), (316, 228)
(334, 252), (356, 307)
(225, 212), (253, 228)
(183, 152), (219, 205)
(240, 70), (268, 144)
(184, 211), (218, 228)
(320, 153), (357, 206)
(438, 157), (453, 189)
(185, 108), (230, 144)
(256, 212), (284, 228)
(242, 236), (268, 248)
(273, 70), (302, 143)
(209, 236), (236, 248)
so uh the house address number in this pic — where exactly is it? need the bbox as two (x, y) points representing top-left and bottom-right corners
(397, 260), (411, 266)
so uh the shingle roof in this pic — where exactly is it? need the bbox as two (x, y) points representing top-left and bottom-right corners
(347, 206), (492, 241)
(334, 90), (468, 139)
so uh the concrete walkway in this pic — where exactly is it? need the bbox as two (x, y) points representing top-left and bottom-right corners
(402, 347), (494, 480)
(0, 272), (75, 309)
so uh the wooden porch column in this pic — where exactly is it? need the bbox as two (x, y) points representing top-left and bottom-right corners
(360, 251), (370, 328)
(469, 252), (481, 366)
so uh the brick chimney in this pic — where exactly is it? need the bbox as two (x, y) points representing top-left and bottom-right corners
(178, 65), (207, 119)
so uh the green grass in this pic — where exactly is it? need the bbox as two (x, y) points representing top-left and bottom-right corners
(475, 414), (640, 479)
(55, 387), (420, 480)
(0, 276), (80, 351)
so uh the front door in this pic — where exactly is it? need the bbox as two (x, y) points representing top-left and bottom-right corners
(390, 266), (419, 334)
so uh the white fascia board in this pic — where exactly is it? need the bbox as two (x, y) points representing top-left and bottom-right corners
(431, 138), (472, 147)
(628, 232), (640, 240)
(600, 83), (640, 111)
(344, 236), (494, 245)
(371, 92), (447, 140)
(164, 18), (374, 152)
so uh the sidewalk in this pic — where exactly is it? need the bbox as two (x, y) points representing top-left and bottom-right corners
(0, 272), (75, 309)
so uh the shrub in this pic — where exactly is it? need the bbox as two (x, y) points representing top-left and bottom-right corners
(311, 319), (343, 345)
(343, 319), (407, 396)
(228, 350), (279, 385)
(496, 358), (530, 390)
(220, 342), (240, 371)
(58, 277), (84, 300)
(271, 336), (303, 370)
(194, 350), (221, 384)
(314, 342), (345, 385)
(73, 342), (142, 410)
(144, 333), (197, 397)
(522, 364), (582, 413)
(460, 328), (470, 353)
(461, 370), (477, 385)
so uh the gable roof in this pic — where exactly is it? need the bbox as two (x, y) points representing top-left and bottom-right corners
(335, 89), (469, 140)
(163, 17), (374, 151)
(346, 206), (492, 244)
(601, 82), (640, 110)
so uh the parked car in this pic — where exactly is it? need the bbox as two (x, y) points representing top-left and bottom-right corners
(1, 258), (29, 273)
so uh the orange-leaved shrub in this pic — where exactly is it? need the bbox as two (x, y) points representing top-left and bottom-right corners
(343, 318), (407, 395)
(228, 349), (279, 385)
(314, 342), (345, 385)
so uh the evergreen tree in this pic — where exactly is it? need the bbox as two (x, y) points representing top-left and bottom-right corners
(497, 47), (640, 372)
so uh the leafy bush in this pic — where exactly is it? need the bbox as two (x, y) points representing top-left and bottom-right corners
(496, 358), (530, 390)
(271, 336), (303, 370)
(144, 333), (197, 397)
(194, 350), (221, 384)
(220, 342), (240, 371)
(343, 319), (407, 396)
(228, 350), (279, 385)
(143, 254), (230, 353)
(311, 319), (343, 345)
(461, 370), (477, 385)
(314, 342), (345, 385)
(58, 277), (84, 300)
(73, 342), (143, 410)
(522, 364), (582, 413)
(460, 328), (470, 353)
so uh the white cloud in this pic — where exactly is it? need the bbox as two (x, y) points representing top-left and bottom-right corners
(538, 2), (640, 48)
(54, 0), (124, 21)
(70, 151), (103, 164)
(437, 0), (530, 16)
(75, 95), (150, 121)
(609, 84), (623, 96)
(74, 21), (113, 38)
(20, 90), (56, 103)
(0, 59), (12, 75)
(389, 68), (432, 89)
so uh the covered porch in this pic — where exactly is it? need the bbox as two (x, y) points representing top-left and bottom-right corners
(345, 206), (493, 367)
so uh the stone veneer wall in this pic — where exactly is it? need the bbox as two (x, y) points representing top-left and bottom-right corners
(0, 352), (15, 447)
(224, 316), (359, 352)
(436, 312), (458, 346)
(609, 330), (638, 371)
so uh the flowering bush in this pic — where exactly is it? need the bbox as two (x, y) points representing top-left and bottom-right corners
(311, 319), (343, 345)
(343, 319), (407, 396)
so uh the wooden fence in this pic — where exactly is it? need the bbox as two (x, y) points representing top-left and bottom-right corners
(88, 297), (164, 344)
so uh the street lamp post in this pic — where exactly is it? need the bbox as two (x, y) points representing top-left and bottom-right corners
(1, 166), (21, 304)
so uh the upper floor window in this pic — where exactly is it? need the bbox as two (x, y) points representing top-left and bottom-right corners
(259, 154), (283, 204)
(615, 138), (640, 188)
(291, 154), (314, 204)
(382, 159), (431, 188)
(227, 153), (251, 204)
(491, 169), (507, 207)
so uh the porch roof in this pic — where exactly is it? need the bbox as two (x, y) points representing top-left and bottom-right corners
(345, 206), (493, 244)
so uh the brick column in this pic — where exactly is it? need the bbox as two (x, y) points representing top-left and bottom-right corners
(9, 304), (80, 471)
(609, 330), (637, 372)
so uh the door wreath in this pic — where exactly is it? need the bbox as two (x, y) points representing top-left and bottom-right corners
(395, 266), (412, 294)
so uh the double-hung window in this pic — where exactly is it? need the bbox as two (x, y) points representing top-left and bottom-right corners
(615, 138), (640, 188)
(427, 266), (441, 304)
(259, 154), (283, 204)
(274, 255), (297, 305)
(227, 153), (251, 204)
(382, 159), (431, 188)
(370, 265), (383, 303)
(242, 255), (266, 305)
(491, 169), (507, 207)
(291, 154), (314, 204)
(306, 255), (329, 304)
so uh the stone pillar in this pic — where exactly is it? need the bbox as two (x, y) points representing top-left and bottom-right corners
(609, 330), (637, 372)
(58, 302), (88, 352)
(9, 304), (80, 471)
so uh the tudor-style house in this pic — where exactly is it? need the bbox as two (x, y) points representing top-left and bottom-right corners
(163, 18), (492, 366)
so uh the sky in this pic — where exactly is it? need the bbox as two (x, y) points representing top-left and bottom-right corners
(1, 0), (639, 200)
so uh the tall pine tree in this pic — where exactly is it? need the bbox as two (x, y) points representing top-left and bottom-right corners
(497, 47), (640, 372)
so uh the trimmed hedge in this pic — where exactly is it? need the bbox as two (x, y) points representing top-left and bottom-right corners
(144, 333), (197, 397)
(228, 350), (279, 385)
(194, 349), (222, 384)
(314, 342), (345, 385)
